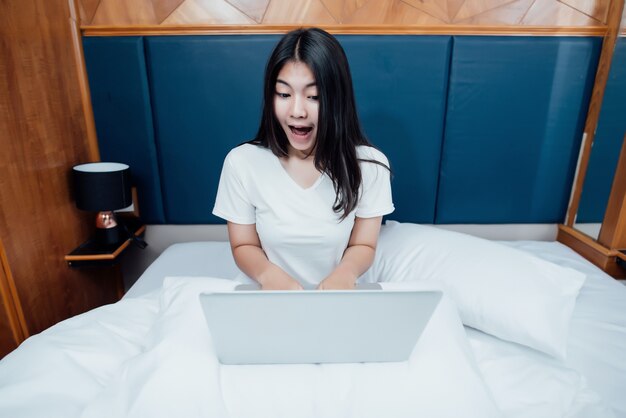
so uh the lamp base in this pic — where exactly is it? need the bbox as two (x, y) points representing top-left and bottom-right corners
(94, 211), (125, 245)
(95, 225), (124, 246)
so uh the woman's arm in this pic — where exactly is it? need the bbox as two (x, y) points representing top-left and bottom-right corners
(317, 216), (383, 290)
(227, 222), (303, 290)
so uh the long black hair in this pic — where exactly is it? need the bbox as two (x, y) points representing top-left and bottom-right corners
(251, 27), (385, 220)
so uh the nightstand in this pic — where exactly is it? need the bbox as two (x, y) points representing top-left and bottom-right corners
(65, 216), (147, 298)
(618, 250), (626, 270)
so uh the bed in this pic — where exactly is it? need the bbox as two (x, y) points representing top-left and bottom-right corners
(0, 221), (625, 418)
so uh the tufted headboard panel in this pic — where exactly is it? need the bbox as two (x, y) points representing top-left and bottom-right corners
(83, 34), (602, 224)
(145, 36), (276, 224)
(83, 36), (166, 222)
(438, 36), (599, 223)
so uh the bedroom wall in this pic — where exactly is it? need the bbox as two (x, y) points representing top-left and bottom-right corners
(0, 0), (120, 355)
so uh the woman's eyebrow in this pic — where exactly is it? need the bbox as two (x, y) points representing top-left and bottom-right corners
(276, 79), (317, 88)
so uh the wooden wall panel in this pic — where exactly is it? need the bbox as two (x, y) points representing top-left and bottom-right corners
(262, 0), (337, 24)
(0, 238), (27, 357)
(91, 0), (158, 25)
(227, 0), (271, 22)
(0, 0), (118, 337)
(320, 0), (363, 23)
(79, 0), (610, 27)
(561, 0), (610, 23)
(152, 0), (186, 23)
(522, 0), (602, 25)
(79, 0), (102, 25)
(454, 0), (516, 22)
(455, 0), (535, 25)
(402, 0), (464, 22)
(0, 299), (17, 357)
(343, 0), (445, 25)
(162, 0), (255, 24)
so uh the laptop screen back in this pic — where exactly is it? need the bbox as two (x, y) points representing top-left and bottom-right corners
(199, 289), (442, 365)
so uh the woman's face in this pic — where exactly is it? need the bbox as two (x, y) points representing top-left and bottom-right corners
(273, 61), (319, 157)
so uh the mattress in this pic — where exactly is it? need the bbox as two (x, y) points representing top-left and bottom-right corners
(0, 234), (624, 417)
(124, 239), (626, 418)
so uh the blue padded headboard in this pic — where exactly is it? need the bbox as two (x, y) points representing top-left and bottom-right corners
(145, 36), (277, 224)
(83, 34), (602, 224)
(83, 37), (165, 222)
(438, 36), (598, 223)
(340, 36), (451, 223)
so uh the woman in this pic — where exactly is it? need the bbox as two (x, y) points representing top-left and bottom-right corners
(213, 28), (394, 290)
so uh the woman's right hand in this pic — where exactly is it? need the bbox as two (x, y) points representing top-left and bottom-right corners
(257, 264), (303, 290)
(227, 222), (303, 290)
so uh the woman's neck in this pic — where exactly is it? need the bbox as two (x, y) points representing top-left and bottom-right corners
(287, 145), (315, 161)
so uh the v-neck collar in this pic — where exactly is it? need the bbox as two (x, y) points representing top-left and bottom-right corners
(274, 155), (324, 191)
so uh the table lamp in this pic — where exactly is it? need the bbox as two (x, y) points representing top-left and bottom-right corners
(73, 162), (132, 245)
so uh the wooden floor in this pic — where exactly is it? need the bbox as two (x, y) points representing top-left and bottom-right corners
(78, 0), (619, 27)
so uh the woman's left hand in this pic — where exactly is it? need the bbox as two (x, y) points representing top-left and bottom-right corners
(317, 216), (382, 290)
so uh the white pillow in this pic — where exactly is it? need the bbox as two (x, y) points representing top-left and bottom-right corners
(364, 221), (586, 360)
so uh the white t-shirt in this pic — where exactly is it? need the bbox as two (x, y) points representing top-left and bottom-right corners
(213, 143), (394, 286)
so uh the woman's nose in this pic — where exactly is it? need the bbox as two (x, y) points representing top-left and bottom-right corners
(290, 96), (307, 118)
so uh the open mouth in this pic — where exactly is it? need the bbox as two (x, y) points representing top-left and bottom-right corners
(289, 125), (313, 137)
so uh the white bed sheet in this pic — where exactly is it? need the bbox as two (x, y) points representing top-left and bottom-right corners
(83, 278), (503, 418)
(123, 239), (626, 417)
(504, 241), (626, 417)
(0, 277), (505, 418)
(1, 239), (624, 417)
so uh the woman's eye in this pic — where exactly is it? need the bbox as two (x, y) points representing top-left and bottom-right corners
(309, 95), (319, 101)
(276, 92), (290, 98)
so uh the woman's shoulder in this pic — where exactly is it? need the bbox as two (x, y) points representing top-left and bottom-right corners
(225, 142), (271, 163)
(356, 145), (389, 165)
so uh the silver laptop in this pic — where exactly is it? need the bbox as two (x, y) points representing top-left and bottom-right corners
(199, 285), (442, 365)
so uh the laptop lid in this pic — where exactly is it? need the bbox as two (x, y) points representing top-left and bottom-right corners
(199, 289), (442, 365)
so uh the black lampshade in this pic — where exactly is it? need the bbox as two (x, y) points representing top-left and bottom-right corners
(73, 162), (132, 211)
